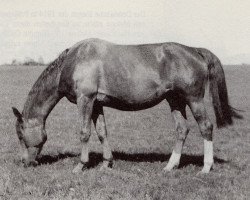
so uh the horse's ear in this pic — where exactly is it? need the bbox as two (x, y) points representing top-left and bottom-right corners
(12, 107), (23, 121)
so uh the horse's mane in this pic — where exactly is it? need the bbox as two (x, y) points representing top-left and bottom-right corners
(23, 48), (69, 118)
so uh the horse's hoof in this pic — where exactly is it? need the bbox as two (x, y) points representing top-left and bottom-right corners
(100, 162), (113, 171)
(196, 169), (209, 176)
(197, 164), (213, 175)
(100, 160), (113, 171)
(163, 167), (172, 172)
(163, 163), (179, 172)
(72, 163), (87, 174)
(100, 164), (113, 171)
(100, 165), (111, 172)
(23, 160), (38, 168)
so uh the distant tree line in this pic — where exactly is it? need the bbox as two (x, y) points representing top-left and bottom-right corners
(10, 56), (45, 66)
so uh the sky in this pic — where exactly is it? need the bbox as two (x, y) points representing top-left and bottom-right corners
(0, 0), (250, 64)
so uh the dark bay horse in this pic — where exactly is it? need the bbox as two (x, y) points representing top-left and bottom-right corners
(12, 38), (240, 173)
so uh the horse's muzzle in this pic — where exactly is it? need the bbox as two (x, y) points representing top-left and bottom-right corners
(21, 146), (40, 167)
(22, 159), (38, 167)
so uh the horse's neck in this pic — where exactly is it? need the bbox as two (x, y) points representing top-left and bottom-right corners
(23, 89), (61, 124)
(22, 49), (69, 124)
(23, 69), (62, 123)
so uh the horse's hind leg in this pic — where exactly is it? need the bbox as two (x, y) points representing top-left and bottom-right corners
(72, 94), (95, 173)
(164, 94), (189, 171)
(92, 104), (113, 170)
(188, 99), (214, 173)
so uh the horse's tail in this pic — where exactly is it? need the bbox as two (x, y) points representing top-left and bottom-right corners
(197, 48), (242, 128)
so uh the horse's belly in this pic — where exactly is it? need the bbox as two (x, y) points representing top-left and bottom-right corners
(97, 84), (171, 111)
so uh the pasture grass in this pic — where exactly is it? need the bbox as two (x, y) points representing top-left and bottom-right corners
(0, 64), (249, 199)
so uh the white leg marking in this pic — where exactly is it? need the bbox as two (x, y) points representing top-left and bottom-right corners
(201, 139), (214, 173)
(72, 163), (84, 174)
(164, 150), (181, 171)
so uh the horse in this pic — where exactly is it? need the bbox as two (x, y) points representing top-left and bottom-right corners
(12, 38), (240, 173)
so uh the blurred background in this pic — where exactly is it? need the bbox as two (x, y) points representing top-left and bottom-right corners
(0, 0), (249, 65)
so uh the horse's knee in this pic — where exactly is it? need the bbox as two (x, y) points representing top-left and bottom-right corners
(200, 121), (213, 141)
(80, 130), (91, 143)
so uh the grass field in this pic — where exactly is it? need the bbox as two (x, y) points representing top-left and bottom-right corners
(0, 64), (249, 199)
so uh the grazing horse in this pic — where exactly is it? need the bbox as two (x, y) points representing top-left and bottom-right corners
(12, 38), (240, 173)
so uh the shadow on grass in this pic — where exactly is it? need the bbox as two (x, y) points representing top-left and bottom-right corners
(179, 154), (227, 168)
(36, 151), (228, 168)
(114, 152), (228, 169)
(37, 153), (77, 165)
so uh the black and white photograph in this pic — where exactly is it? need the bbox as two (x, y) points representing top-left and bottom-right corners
(0, 0), (249, 199)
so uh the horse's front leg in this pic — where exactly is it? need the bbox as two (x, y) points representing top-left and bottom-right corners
(72, 94), (95, 173)
(92, 104), (113, 170)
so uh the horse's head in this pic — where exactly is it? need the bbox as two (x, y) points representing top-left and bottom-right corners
(12, 107), (47, 166)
